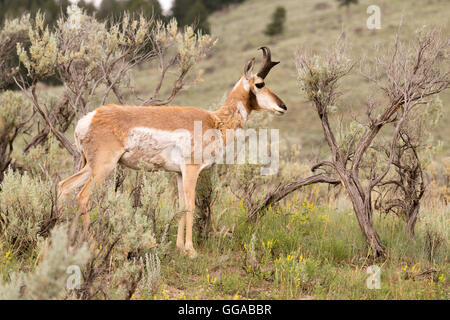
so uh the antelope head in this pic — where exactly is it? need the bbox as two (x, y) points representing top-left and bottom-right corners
(242, 46), (287, 115)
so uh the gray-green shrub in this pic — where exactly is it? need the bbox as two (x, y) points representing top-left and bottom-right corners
(0, 224), (89, 300)
(0, 169), (55, 252)
(0, 91), (32, 182)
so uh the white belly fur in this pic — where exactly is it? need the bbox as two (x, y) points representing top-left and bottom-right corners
(120, 127), (193, 172)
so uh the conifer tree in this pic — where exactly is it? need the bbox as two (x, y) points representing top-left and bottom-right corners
(264, 6), (286, 37)
(184, 0), (210, 33)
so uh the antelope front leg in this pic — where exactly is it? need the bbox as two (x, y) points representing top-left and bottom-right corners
(176, 174), (186, 253)
(182, 165), (201, 259)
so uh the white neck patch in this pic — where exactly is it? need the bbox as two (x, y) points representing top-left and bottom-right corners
(237, 101), (248, 122)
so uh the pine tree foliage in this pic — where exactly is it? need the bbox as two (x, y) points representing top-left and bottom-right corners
(264, 6), (286, 37)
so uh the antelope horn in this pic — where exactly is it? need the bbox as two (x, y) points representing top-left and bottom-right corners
(256, 46), (280, 79)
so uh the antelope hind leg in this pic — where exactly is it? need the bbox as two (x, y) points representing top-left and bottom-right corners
(176, 173), (187, 254)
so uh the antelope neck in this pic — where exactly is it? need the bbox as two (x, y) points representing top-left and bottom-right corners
(213, 77), (252, 131)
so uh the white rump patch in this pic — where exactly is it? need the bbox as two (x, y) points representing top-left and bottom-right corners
(74, 110), (96, 151)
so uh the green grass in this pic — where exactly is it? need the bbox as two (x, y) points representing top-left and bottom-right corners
(142, 202), (448, 300)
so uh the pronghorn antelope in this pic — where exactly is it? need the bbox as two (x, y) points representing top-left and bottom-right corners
(58, 46), (287, 258)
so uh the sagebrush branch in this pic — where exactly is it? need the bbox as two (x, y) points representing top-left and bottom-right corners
(247, 174), (340, 220)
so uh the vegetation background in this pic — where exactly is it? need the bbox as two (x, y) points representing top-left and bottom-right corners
(0, 0), (448, 300)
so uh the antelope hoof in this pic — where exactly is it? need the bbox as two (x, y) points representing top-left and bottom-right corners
(186, 248), (198, 259)
(185, 243), (197, 259)
(177, 242), (187, 255)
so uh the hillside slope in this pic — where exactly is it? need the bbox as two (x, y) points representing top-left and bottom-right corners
(134, 0), (449, 154)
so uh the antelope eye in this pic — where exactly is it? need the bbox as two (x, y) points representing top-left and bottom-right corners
(255, 82), (265, 89)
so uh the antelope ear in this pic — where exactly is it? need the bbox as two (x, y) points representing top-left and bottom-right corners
(244, 58), (255, 80)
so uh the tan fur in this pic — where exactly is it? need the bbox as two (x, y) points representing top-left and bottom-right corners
(58, 59), (286, 258)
